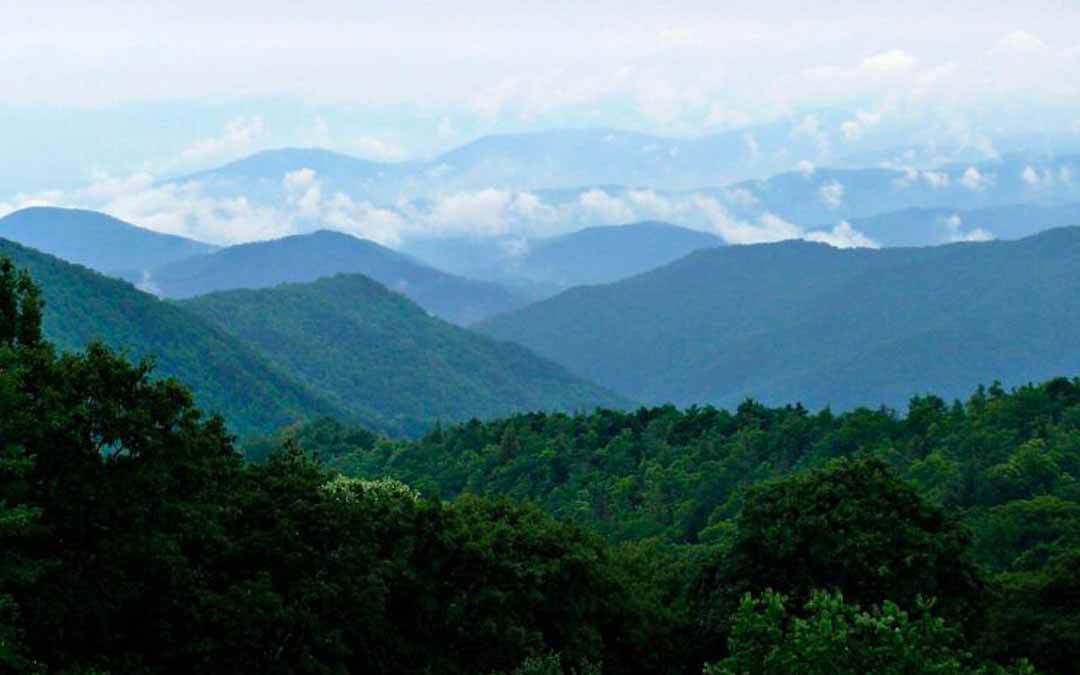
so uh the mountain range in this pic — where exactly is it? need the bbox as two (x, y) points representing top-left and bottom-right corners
(179, 273), (627, 433)
(0, 206), (217, 278)
(0, 236), (345, 435)
(0, 235), (625, 436)
(403, 221), (723, 294)
(143, 229), (527, 324)
(478, 227), (1080, 411)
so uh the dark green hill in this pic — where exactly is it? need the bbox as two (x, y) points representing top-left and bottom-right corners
(478, 227), (1080, 410)
(179, 273), (629, 431)
(0, 237), (347, 435)
(149, 230), (526, 324)
(0, 206), (217, 277)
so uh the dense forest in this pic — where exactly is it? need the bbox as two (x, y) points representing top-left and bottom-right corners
(179, 272), (626, 436)
(2, 258), (1077, 673)
(0, 238), (349, 435)
(479, 227), (1080, 410)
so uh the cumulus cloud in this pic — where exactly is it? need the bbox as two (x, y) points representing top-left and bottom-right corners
(841, 108), (885, 142)
(178, 116), (266, 165)
(818, 181), (845, 208)
(960, 166), (993, 191)
(578, 189), (636, 223)
(805, 221), (879, 248)
(940, 213), (995, 242)
(797, 160), (815, 177)
(922, 171), (950, 189)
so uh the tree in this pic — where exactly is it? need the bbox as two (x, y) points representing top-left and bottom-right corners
(704, 590), (1032, 675)
(697, 457), (985, 657)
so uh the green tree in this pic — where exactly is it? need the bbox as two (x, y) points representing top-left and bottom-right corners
(704, 590), (1032, 675)
(697, 457), (984, 656)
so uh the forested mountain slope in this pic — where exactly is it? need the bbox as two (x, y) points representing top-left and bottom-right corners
(0, 237), (346, 434)
(479, 227), (1080, 410)
(179, 272), (629, 434)
(149, 229), (526, 324)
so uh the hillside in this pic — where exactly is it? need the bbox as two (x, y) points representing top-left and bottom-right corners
(147, 230), (527, 324)
(479, 227), (1080, 410)
(0, 206), (217, 278)
(406, 221), (723, 293)
(813, 202), (1080, 247)
(179, 273), (628, 431)
(0, 237), (347, 434)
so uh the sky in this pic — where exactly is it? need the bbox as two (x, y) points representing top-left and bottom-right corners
(1, 1), (1078, 243)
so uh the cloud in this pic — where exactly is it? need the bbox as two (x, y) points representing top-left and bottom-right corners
(178, 116), (266, 165)
(797, 160), (815, 177)
(578, 189), (636, 223)
(922, 171), (950, 189)
(840, 108), (885, 142)
(960, 166), (992, 191)
(818, 181), (845, 208)
(940, 213), (995, 242)
(791, 113), (830, 155)
(704, 103), (752, 130)
(690, 195), (800, 244)
(805, 221), (878, 248)
(350, 136), (408, 162)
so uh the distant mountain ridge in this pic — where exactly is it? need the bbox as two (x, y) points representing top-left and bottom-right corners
(0, 206), (217, 277)
(146, 230), (528, 324)
(179, 272), (629, 433)
(404, 221), (724, 295)
(478, 227), (1080, 411)
(169, 141), (1080, 247)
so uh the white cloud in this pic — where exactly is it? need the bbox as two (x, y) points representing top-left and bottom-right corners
(1022, 165), (1040, 186)
(940, 213), (995, 243)
(797, 160), (815, 177)
(578, 189), (635, 223)
(960, 166), (992, 191)
(922, 171), (950, 189)
(818, 180), (845, 208)
(840, 108), (885, 142)
(690, 195), (801, 244)
(178, 116), (266, 165)
(704, 103), (752, 130)
(791, 113), (830, 155)
(805, 221), (878, 248)
(722, 186), (759, 208)
(350, 136), (408, 162)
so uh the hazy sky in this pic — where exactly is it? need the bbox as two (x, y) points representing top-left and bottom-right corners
(1, 1), (1078, 244)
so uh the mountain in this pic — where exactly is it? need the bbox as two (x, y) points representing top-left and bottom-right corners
(0, 206), (217, 278)
(807, 202), (1080, 247)
(715, 155), (1080, 228)
(178, 273), (628, 432)
(146, 230), (527, 324)
(171, 125), (809, 198)
(478, 227), (1080, 411)
(404, 221), (723, 294)
(0, 237), (347, 435)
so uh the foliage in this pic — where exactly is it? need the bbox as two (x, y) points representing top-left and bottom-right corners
(2, 258), (1078, 673)
(180, 272), (626, 436)
(478, 227), (1080, 412)
(0, 238), (346, 435)
(704, 590), (1033, 675)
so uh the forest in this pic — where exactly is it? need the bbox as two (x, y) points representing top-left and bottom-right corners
(2, 258), (1077, 673)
